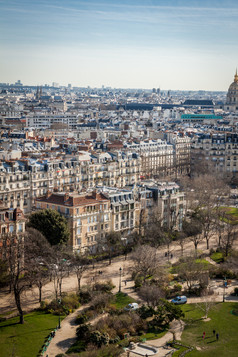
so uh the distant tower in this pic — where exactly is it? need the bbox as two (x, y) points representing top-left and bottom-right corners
(156, 88), (160, 95)
(39, 86), (42, 98)
(36, 86), (40, 100)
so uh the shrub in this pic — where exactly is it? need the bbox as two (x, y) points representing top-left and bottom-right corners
(134, 275), (144, 289)
(39, 300), (48, 310)
(90, 293), (112, 311)
(76, 323), (91, 341)
(89, 331), (110, 347)
(93, 280), (115, 293)
(61, 293), (80, 310)
(78, 287), (93, 304)
(75, 313), (89, 325)
(77, 344), (123, 357)
(41, 293), (80, 315)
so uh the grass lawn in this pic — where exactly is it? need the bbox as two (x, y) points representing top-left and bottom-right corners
(110, 292), (135, 310)
(140, 328), (167, 340)
(219, 207), (238, 225)
(210, 252), (224, 264)
(179, 302), (238, 356)
(0, 311), (60, 357)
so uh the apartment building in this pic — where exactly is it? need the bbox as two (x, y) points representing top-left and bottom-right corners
(99, 187), (139, 236)
(0, 205), (25, 259)
(26, 113), (80, 129)
(137, 182), (185, 231)
(166, 133), (191, 177)
(191, 132), (238, 180)
(35, 191), (111, 252)
(0, 151), (142, 214)
(124, 139), (173, 178)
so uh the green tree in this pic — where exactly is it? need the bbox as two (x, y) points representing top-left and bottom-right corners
(27, 209), (70, 246)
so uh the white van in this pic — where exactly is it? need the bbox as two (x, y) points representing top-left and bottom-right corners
(171, 296), (187, 305)
(124, 303), (139, 311)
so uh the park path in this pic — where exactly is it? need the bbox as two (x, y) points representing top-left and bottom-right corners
(1, 234), (238, 314)
(44, 304), (86, 357)
(0, 237), (238, 314)
(120, 320), (185, 357)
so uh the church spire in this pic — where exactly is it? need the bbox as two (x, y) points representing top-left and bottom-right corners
(234, 68), (238, 82)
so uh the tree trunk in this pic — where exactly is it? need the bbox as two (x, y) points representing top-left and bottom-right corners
(218, 233), (221, 247)
(39, 282), (42, 303)
(180, 245), (184, 257)
(194, 242), (198, 257)
(14, 287), (24, 324)
(77, 276), (81, 291)
(206, 237), (209, 250)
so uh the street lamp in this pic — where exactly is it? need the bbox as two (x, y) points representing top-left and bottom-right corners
(119, 267), (122, 292)
(223, 276), (226, 302)
(58, 298), (61, 329)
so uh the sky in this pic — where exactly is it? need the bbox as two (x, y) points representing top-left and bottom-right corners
(1, 0), (238, 90)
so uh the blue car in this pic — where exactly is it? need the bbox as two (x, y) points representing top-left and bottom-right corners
(171, 296), (187, 305)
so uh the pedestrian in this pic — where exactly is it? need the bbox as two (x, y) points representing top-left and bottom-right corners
(171, 253), (173, 259)
(213, 329), (216, 337)
(202, 331), (206, 339)
(125, 280), (127, 286)
(216, 333), (219, 341)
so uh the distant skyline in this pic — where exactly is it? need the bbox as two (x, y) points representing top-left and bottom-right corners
(1, 0), (238, 91)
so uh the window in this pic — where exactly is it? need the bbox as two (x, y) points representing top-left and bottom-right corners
(18, 224), (23, 232)
(77, 239), (81, 246)
(9, 225), (14, 233)
(65, 208), (69, 215)
(77, 227), (81, 235)
(77, 218), (81, 225)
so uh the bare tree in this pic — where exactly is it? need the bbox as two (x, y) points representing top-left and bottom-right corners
(196, 299), (215, 319)
(176, 257), (211, 293)
(6, 234), (28, 324)
(51, 247), (69, 299)
(175, 231), (187, 257)
(71, 252), (90, 291)
(26, 228), (53, 303)
(221, 221), (237, 257)
(3, 229), (52, 323)
(131, 245), (158, 282)
(183, 216), (203, 256)
(138, 283), (165, 307)
(103, 231), (122, 265)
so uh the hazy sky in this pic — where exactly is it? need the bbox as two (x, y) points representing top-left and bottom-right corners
(1, 0), (238, 90)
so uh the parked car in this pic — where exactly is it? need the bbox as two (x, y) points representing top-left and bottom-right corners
(124, 303), (139, 311)
(171, 296), (187, 305)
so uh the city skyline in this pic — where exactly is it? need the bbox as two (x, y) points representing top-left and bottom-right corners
(1, 0), (238, 90)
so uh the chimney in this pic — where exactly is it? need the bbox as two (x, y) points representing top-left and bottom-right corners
(64, 192), (69, 202)
(46, 190), (51, 199)
(92, 190), (97, 199)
